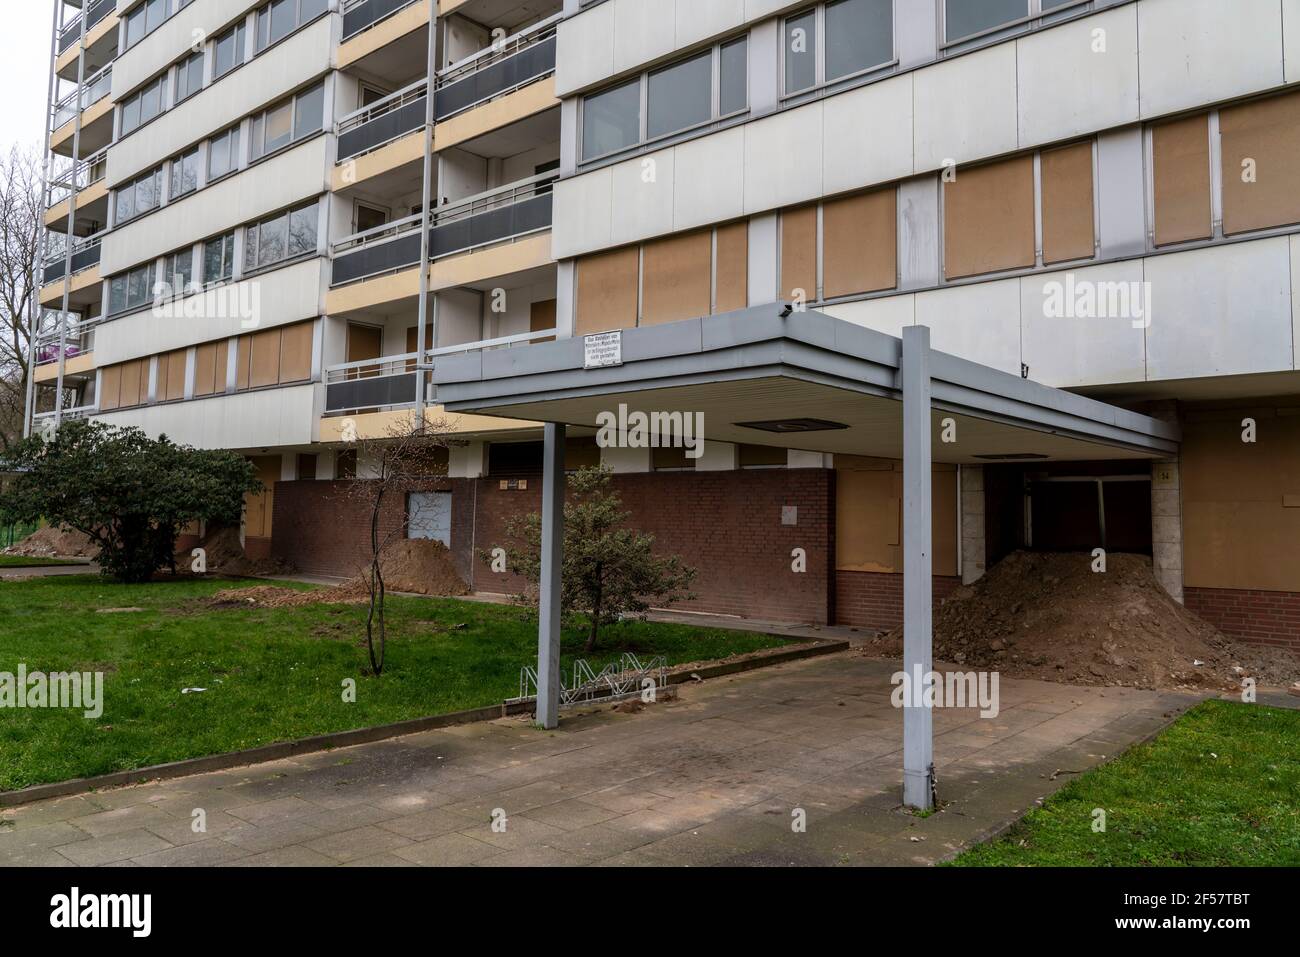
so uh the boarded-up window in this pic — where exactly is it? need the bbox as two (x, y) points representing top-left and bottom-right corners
(1220, 89), (1300, 235)
(279, 322), (313, 384)
(944, 155), (1035, 279)
(714, 221), (748, 314)
(249, 328), (281, 389)
(780, 205), (817, 301)
(1041, 141), (1096, 264)
(99, 364), (122, 411)
(529, 299), (556, 343)
(193, 340), (227, 397)
(119, 359), (144, 409)
(297, 453), (317, 480)
(641, 230), (711, 326)
(162, 348), (187, 402)
(823, 188), (897, 298)
(235, 335), (252, 390)
(834, 457), (957, 576)
(346, 323), (382, 381)
(1152, 113), (1211, 246)
(575, 247), (639, 335)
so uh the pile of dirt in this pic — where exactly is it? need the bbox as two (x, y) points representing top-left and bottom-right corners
(208, 581), (371, 608)
(183, 526), (296, 578)
(861, 550), (1300, 692)
(3, 525), (96, 559)
(370, 539), (469, 597)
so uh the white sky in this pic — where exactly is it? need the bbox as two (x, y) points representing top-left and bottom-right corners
(0, 2), (63, 151)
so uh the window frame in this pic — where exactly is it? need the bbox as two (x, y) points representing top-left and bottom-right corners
(114, 165), (164, 226)
(939, 0), (1091, 50)
(780, 0), (897, 102)
(107, 261), (157, 316)
(254, 0), (329, 54)
(248, 82), (325, 162)
(175, 48), (205, 104)
(203, 232), (237, 285)
(119, 74), (167, 138)
(170, 146), (201, 200)
(207, 124), (242, 182)
(243, 200), (320, 274)
(212, 21), (248, 80)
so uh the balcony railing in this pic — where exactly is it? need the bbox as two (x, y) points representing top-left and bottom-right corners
(52, 63), (112, 131)
(36, 315), (101, 365)
(336, 79), (428, 162)
(47, 146), (109, 209)
(341, 0), (421, 42)
(434, 14), (560, 122)
(323, 328), (560, 414)
(57, 0), (115, 54)
(43, 232), (105, 285)
(330, 172), (557, 286)
(33, 405), (96, 424)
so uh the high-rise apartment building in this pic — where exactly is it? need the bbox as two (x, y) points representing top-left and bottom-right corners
(29, 0), (1300, 653)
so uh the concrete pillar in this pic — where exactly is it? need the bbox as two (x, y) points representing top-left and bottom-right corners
(960, 465), (986, 585)
(536, 422), (566, 729)
(902, 326), (934, 811)
(1152, 460), (1184, 604)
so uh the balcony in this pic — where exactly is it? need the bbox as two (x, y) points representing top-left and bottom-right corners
(50, 64), (114, 157)
(342, 0), (422, 41)
(57, 0), (116, 55)
(44, 147), (110, 232)
(323, 328), (558, 415)
(330, 172), (557, 287)
(434, 14), (559, 122)
(339, 0), (428, 74)
(337, 80), (428, 163)
(42, 232), (104, 286)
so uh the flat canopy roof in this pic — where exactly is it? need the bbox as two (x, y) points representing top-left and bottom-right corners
(432, 306), (1179, 463)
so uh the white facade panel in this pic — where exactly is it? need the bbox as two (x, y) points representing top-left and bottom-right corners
(102, 136), (328, 275)
(1020, 261), (1147, 388)
(1137, 0), (1284, 119)
(823, 295), (915, 340)
(554, 0), (617, 96)
(914, 279), (1023, 377)
(743, 103), (823, 213)
(1016, 5), (1140, 147)
(1095, 125), (1147, 259)
(672, 127), (746, 232)
(612, 0), (678, 78)
(95, 260), (324, 365)
(822, 74), (914, 197)
(675, 0), (746, 50)
(113, 0), (262, 99)
(1144, 238), (1295, 381)
(551, 166), (614, 260)
(1287, 0), (1300, 84)
(913, 42), (1019, 172)
(95, 384), (318, 450)
(109, 16), (333, 187)
(609, 147), (676, 246)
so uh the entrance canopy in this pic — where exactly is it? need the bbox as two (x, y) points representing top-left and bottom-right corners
(432, 305), (1179, 462)
(432, 305), (1179, 811)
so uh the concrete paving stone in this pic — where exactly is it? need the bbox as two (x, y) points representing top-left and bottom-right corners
(149, 787), (261, 818)
(226, 796), (321, 826)
(341, 853), (415, 867)
(219, 818), (327, 854)
(1, 795), (105, 829)
(142, 810), (250, 846)
(518, 799), (624, 830)
(66, 803), (176, 838)
(298, 803), (405, 832)
(459, 814), (567, 851)
(632, 829), (740, 866)
(378, 807), (487, 840)
(130, 838), (251, 867)
(602, 806), (704, 837)
(474, 845), (583, 867)
(223, 845), (338, 867)
(542, 823), (655, 861)
(0, 822), (89, 851)
(304, 824), (415, 862)
(392, 831), (503, 866)
(579, 781), (667, 814)
(56, 829), (173, 866)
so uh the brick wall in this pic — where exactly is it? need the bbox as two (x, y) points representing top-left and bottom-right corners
(1184, 586), (1300, 651)
(835, 570), (962, 632)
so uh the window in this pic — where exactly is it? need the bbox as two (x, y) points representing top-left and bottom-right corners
(175, 50), (204, 103)
(108, 261), (156, 315)
(124, 0), (167, 51)
(943, 0), (1081, 45)
(255, 0), (327, 53)
(1151, 114), (1211, 247)
(213, 22), (246, 80)
(203, 232), (236, 283)
(170, 147), (200, 199)
(581, 36), (749, 162)
(943, 155), (1036, 279)
(208, 124), (241, 180)
(162, 248), (196, 296)
(233, 320), (314, 392)
(1219, 89), (1300, 236)
(785, 0), (892, 96)
(244, 202), (318, 272)
(249, 82), (323, 159)
(120, 75), (166, 136)
(115, 166), (163, 224)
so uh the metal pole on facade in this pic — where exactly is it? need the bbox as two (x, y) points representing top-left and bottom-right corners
(413, 0), (436, 426)
(54, 1), (90, 430)
(536, 421), (566, 729)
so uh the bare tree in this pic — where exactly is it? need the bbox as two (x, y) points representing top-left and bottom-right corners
(341, 412), (451, 675)
(0, 147), (47, 450)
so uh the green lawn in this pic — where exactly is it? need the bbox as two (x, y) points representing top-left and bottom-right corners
(0, 574), (787, 792)
(950, 700), (1300, 866)
(0, 556), (86, 568)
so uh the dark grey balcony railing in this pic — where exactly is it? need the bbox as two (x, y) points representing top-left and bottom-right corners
(57, 0), (115, 54)
(51, 63), (112, 130)
(341, 0), (420, 42)
(330, 172), (557, 287)
(336, 80), (427, 161)
(434, 15), (560, 122)
(43, 234), (104, 285)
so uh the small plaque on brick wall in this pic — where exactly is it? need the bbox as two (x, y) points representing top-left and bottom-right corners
(781, 506), (798, 526)
(499, 479), (529, 491)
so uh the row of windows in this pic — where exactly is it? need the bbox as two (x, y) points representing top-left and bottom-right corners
(113, 83), (323, 227)
(122, 0), (192, 52)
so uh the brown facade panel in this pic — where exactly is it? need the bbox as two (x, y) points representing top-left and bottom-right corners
(99, 364), (121, 411)
(529, 298), (557, 343)
(641, 230), (712, 326)
(1220, 89), (1300, 235)
(822, 188), (897, 298)
(235, 335), (252, 390)
(162, 349), (187, 402)
(780, 205), (818, 301)
(118, 359), (143, 410)
(279, 321), (313, 384)
(249, 328), (281, 389)
(714, 221), (749, 314)
(1152, 113), (1212, 246)
(1040, 141), (1096, 265)
(943, 155), (1036, 279)
(834, 456), (957, 576)
(575, 246), (639, 334)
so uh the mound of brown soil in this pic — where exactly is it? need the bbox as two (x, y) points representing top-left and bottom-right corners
(862, 551), (1300, 692)
(209, 581), (371, 608)
(372, 539), (469, 597)
(182, 526), (296, 578)
(4, 525), (96, 559)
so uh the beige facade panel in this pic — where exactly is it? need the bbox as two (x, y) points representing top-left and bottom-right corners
(193, 341), (224, 398)
(1220, 89), (1300, 235)
(249, 328), (281, 389)
(45, 179), (108, 229)
(326, 266), (423, 316)
(279, 321), (314, 384)
(162, 349), (187, 402)
(834, 457), (957, 577)
(1152, 113), (1212, 246)
(1041, 141), (1096, 265)
(822, 188), (897, 299)
(331, 131), (425, 192)
(780, 206), (817, 302)
(433, 78), (558, 154)
(99, 364), (122, 412)
(714, 221), (748, 314)
(339, 1), (428, 69)
(641, 230), (711, 326)
(33, 351), (96, 384)
(428, 233), (554, 292)
(318, 406), (542, 442)
(943, 155), (1035, 280)
(576, 246), (639, 335)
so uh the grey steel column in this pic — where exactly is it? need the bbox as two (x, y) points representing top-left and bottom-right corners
(55, 5), (90, 429)
(413, 0), (436, 422)
(902, 325), (934, 811)
(536, 421), (566, 729)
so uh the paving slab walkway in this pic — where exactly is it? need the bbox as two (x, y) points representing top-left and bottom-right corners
(0, 653), (1201, 867)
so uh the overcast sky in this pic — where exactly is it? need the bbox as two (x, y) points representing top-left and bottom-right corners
(1, 3), (61, 152)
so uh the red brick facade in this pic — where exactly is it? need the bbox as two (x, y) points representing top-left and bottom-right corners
(1184, 586), (1300, 652)
(835, 570), (963, 631)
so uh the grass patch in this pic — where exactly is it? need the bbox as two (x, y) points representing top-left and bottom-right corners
(0, 556), (86, 568)
(949, 700), (1300, 866)
(0, 574), (786, 792)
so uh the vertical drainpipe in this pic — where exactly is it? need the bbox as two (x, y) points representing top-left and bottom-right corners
(414, 0), (437, 428)
(25, 1), (63, 438)
(54, 6), (91, 430)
